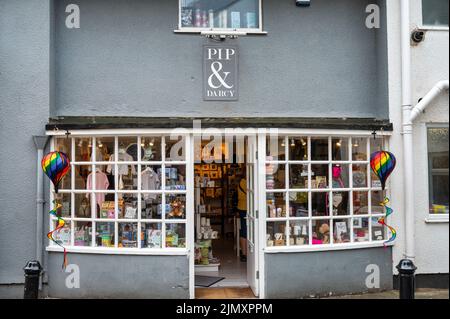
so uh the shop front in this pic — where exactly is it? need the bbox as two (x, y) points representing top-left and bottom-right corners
(45, 122), (394, 299)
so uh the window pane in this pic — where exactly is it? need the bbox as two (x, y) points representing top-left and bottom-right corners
(98, 198), (116, 219)
(166, 194), (186, 220)
(267, 192), (286, 218)
(332, 138), (349, 161)
(52, 220), (71, 246)
(422, 0), (449, 26)
(55, 138), (72, 161)
(331, 191), (350, 216)
(96, 137), (115, 162)
(353, 191), (369, 215)
(333, 219), (351, 244)
(289, 164), (308, 189)
(371, 190), (385, 215)
(332, 164), (349, 188)
(54, 193), (71, 218)
(311, 164), (329, 189)
(266, 136), (286, 161)
(289, 192), (309, 217)
(141, 137), (162, 161)
(165, 136), (186, 161)
(372, 217), (386, 241)
(180, 0), (260, 29)
(289, 221), (309, 246)
(118, 194), (138, 219)
(119, 223), (138, 248)
(352, 137), (368, 161)
(312, 192), (329, 217)
(141, 223), (162, 248)
(118, 137), (140, 161)
(428, 127), (449, 214)
(266, 163), (286, 189)
(74, 221), (92, 247)
(311, 138), (329, 161)
(289, 137), (308, 161)
(142, 194), (163, 219)
(110, 164), (137, 190)
(353, 218), (370, 243)
(75, 193), (92, 218)
(312, 219), (330, 245)
(165, 165), (187, 190)
(166, 224), (186, 248)
(74, 165), (91, 190)
(267, 221), (287, 247)
(96, 222), (115, 247)
(370, 137), (383, 155)
(75, 138), (92, 162)
(352, 164), (368, 188)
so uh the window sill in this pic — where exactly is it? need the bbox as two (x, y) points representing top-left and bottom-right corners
(264, 241), (393, 254)
(174, 29), (268, 36)
(419, 25), (449, 31)
(46, 246), (189, 256)
(425, 215), (449, 224)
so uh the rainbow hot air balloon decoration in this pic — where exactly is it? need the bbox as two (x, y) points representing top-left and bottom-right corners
(41, 151), (71, 194)
(42, 151), (71, 269)
(370, 151), (396, 191)
(370, 150), (397, 246)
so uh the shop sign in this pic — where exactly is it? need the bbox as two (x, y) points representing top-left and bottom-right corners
(203, 45), (238, 101)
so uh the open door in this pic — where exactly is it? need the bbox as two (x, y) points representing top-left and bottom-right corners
(246, 136), (259, 296)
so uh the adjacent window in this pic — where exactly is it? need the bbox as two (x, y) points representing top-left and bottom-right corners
(50, 135), (188, 250)
(422, 0), (449, 27)
(265, 136), (388, 248)
(179, 0), (261, 32)
(427, 127), (449, 215)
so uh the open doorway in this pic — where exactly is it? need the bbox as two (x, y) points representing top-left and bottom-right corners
(194, 136), (257, 298)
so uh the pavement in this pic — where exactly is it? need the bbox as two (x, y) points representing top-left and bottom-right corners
(324, 288), (449, 299)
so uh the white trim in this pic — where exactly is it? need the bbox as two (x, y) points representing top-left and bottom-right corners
(425, 214), (449, 223)
(176, 0), (265, 35)
(47, 128), (393, 137)
(419, 26), (449, 31)
(264, 241), (393, 254)
(46, 246), (189, 256)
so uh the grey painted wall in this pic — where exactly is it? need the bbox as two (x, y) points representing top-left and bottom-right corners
(264, 247), (393, 299)
(0, 0), (51, 284)
(47, 253), (189, 299)
(54, 0), (389, 118)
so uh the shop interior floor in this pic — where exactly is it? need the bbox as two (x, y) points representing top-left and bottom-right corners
(196, 288), (256, 299)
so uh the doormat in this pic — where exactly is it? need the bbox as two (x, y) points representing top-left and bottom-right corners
(195, 275), (225, 288)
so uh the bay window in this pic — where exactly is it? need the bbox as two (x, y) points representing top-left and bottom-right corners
(50, 135), (188, 252)
(265, 135), (389, 248)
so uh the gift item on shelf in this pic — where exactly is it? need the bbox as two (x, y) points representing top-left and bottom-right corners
(100, 201), (115, 219)
(231, 11), (241, 28)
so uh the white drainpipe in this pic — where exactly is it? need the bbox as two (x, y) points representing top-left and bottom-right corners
(401, 0), (450, 262)
(410, 80), (449, 122)
(401, 0), (415, 261)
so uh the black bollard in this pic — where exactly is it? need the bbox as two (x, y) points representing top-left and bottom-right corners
(396, 259), (417, 299)
(23, 260), (43, 299)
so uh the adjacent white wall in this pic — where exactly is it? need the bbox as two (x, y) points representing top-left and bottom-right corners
(387, 0), (449, 275)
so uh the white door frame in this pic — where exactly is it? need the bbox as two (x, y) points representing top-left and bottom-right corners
(188, 130), (265, 299)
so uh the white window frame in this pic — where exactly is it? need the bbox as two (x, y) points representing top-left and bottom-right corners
(261, 131), (394, 254)
(419, 0), (449, 31)
(45, 130), (194, 256)
(425, 124), (449, 223)
(175, 0), (267, 35)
